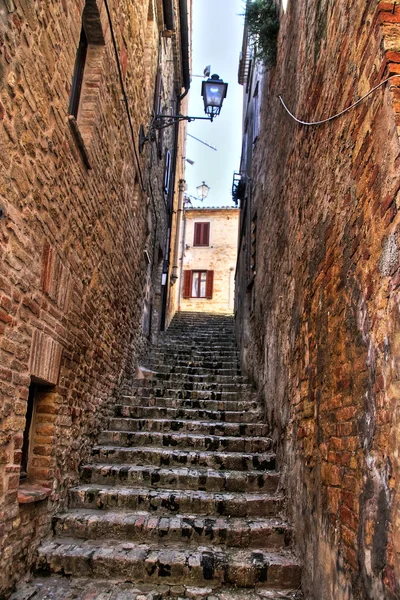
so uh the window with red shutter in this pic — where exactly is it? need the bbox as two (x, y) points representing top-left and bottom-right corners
(193, 222), (210, 246)
(183, 270), (213, 299)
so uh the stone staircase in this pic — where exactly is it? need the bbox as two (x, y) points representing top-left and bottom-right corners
(12, 312), (302, 600)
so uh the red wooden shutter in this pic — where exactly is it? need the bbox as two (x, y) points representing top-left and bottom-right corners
(202, 222), (210, 246)
(206, 270), (214, 299)
(194, 223), (201, 245)
(194, 223), (210, 246)
(183, 271), (192, 298)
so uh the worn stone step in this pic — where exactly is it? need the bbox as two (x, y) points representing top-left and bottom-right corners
(146, 356), (239, 366)
(159, 340), (236, 348)
(117, 396), (258, 412)
(108, 417), (269, 437)
(69, 485), (284, 518)
(149, 346), (238, 356)
(146, 365), (241, 376)
(98, 430), (273, 453)
(126, 387), (252, 400)
(149, 348), (238, 358)
(114, 406), (262, 423)
(131, 372), (248, 384)
(143, 365), (241, 377)
(160, 335), (236, 342)
(158, 342), (237, 353)
(130, 380), (250, 392)
(10, 576), (304, 599)
(143, 346), (239, 365)
(54, 510), (291, 549)
(38, 539), (302, 588)
(90, 445), (276, 471)
(147, 348), (239, 358)
(80, 464), (280, 493)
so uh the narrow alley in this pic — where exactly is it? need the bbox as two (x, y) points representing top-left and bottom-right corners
(2, 0), (400, 599)
(11, 313), (301, 599)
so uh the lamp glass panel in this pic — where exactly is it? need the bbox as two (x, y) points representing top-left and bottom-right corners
(204, 81), (225, 107)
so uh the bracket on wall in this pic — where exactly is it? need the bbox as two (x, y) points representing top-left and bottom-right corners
(139, 114), (210, 154)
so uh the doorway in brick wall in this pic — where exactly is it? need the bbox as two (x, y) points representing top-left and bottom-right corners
(20, 380), (55, 488)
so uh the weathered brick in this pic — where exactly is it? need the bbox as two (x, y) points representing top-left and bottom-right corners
(0, 0), (187, 595)
(235, 0), (400, 597)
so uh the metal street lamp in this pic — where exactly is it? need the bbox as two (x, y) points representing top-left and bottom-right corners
(139, 75), (228, 153)
(196, 181), (210, 200)
(201, 74), (228, 121)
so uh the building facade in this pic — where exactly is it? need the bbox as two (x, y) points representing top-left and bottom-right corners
(179, 207), (238, 314)
(235, 1), (400, 599)
(0, 0), (190, 595)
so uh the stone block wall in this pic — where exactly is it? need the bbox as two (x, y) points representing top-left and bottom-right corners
(0, 0), (185, 595)
(236, 1), (400, 598)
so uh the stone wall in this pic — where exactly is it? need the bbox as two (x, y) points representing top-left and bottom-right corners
(180, 207), (238, 313)
(235, 1), (400, 598)
(0, 0), (186, 595)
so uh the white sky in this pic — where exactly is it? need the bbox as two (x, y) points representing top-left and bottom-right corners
(185, 0), (244, 207)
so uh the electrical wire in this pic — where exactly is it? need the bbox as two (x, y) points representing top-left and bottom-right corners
(278, 74), (400, 126)
(188, 133), (217, 151)
(103, 0), (145, 191)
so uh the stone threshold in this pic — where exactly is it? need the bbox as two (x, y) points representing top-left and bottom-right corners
(18, 483), (51, 504)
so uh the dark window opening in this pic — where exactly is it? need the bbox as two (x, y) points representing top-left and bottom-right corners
(164, 150), (172, 196)
(20, 382), (37, 481)
(193, 222), (210, 247)
(69, 27), (88, 119)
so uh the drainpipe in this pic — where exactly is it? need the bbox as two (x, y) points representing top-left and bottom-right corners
(171, 179), (186, 284)
(178, 0), (191, 101)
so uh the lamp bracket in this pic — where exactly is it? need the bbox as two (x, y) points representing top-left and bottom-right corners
(139, 113), (213, 154)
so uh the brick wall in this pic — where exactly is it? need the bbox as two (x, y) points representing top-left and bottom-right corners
(0, 0), (185, 595)
(236, 1), (400, 598)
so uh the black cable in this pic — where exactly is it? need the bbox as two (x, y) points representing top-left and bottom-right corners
(103, 0), (146, 191)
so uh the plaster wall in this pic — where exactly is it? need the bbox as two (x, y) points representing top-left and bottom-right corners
(180, 208), (238, 314)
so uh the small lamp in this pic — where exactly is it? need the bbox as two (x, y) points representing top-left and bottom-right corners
(196, 181), (210, 200)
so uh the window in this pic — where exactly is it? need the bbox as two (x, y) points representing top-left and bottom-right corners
(20, 383), (36, 481)
(164, 150), (172, 195)
(193, 222), (210, 246)
(153, 66), (164, 159)
(183, 270), (214, 299)
(253, 81), (260, 142)
(68, 0), (105, 163)
(192, 271), (207, 297)
(69, 28), (88, 119)
(20, 380), (55, 485)
(250, 213), (257, 281)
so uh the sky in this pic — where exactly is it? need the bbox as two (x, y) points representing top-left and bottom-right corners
(185, 0), (245, 208)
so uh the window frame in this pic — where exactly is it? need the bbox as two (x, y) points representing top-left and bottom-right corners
(193, 222), (210, 247)
(191, 270), (208, 298)
(69, 27), (88, 119)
